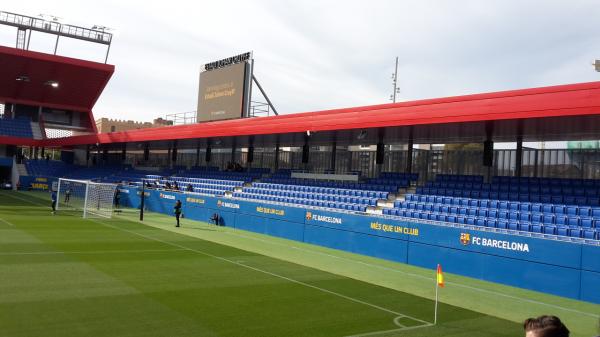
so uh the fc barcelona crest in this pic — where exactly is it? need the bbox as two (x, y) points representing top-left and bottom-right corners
(305, 212), (312, 221)
(460, 233), (471, 246)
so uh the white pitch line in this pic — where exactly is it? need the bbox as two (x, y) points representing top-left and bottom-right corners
(0, 216), (15, 226)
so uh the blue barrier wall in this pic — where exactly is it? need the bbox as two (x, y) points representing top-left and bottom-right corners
(119, 186), (599, 304)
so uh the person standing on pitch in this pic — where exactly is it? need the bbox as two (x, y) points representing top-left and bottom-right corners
(51, 190), (57, 215)
(64, 188), (71, 204)
(174, 200), (182, 227)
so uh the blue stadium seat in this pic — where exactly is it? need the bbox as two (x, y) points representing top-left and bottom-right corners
(557, 226), (569, 236)
(518, 223), (531, 232)
(543, 214), (555, 225)
(581, 217), (593, 228)
(566, 206), (578, 216)
(567, 217), (580, 227)
(584, 229), (597, 240)
(569, 228), (583, 238)
(530, 224), (543, 233)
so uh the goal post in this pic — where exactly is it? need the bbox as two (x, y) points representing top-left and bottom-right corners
(56, 178), (118, 218)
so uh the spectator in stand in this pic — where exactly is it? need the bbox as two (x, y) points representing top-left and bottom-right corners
(186, 183), (194, 192)
(165, 181), (172, 190)
(523, 315), (569, 337)
(173, 181), (179, 191)
(226, 162), (234, 171)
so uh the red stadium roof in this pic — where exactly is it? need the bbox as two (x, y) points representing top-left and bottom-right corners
(0, 46), (114, 111)
(43, 81), (600, 148)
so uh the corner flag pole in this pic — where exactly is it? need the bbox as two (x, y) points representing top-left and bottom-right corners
(434, 263), (444, 325)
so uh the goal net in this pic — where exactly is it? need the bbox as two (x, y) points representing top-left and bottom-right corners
(56, 178), (118, 218)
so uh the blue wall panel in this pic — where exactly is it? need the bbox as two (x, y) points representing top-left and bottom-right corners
(581, 245), (600, 273)
(266, 218), (305, 241)
(305, 225), (408, 263)
(408, 223), (581, 269)
(580, 271), (600, 303)
(234, 213), (267, 234)
(408, 242), (581, 299)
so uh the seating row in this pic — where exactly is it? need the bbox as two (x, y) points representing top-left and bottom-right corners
(426, 182), (600, 196)
(261, 178), (398, 192)
(252, 182), (389, 199)
(395, 202), (598, 227)
(381, 208), (598, 240)
(243, 187), (378, 205)
(404, 194), (600, 216)
(416, 187), (600, 206)
(233, 192), (368, 212)
(492, 176), (600, 187)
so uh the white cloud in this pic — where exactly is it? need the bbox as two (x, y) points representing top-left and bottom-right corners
(0, 0), (598, 122)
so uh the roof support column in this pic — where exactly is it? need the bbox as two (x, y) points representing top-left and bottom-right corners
(515, 136), (523, 178)
(274, 142), (280, 171)
(406, 126), (414, 174)
(231, 138), (237, 164)
(195, 143), (200, 167)
(376, 128), (385, 176)
(302, 134), (310, 168)
(121, 143), (126, 164)
(515, 121), (524, 177)
(247, 136), (254, 169)
(483, 121), (494, 183)
(330, 139), (337, 173)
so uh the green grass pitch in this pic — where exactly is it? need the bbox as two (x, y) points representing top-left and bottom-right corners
(0, 191), (598, 336)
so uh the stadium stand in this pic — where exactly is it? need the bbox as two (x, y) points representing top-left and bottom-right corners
(385, 173), (600, 240)
(0, 117), (34, 138)
(418, 175), (600, 206)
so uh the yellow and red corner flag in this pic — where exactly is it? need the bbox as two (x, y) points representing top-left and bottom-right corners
(436, 264), (444, 288)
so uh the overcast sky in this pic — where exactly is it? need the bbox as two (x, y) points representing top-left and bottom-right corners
(1, 0), (599, 123)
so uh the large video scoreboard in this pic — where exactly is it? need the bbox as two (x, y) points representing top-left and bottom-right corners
(196, 52), (252, 123)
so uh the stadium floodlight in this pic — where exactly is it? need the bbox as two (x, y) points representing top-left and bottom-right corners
(594, 60), (600, 72)
(44, 80), (59, 88)
(56, 178), (117, 218)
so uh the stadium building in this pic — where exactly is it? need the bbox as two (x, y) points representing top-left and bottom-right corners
(1, 9), (599, 337)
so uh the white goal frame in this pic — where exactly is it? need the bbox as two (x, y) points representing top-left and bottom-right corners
(56, 178), (118, 218)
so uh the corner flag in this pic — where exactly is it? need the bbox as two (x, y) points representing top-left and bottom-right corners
(434, 264), (444, 324)
(436, 264), (444, 288)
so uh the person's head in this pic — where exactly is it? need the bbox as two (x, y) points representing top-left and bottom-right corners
(523, 315), (569, 337)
